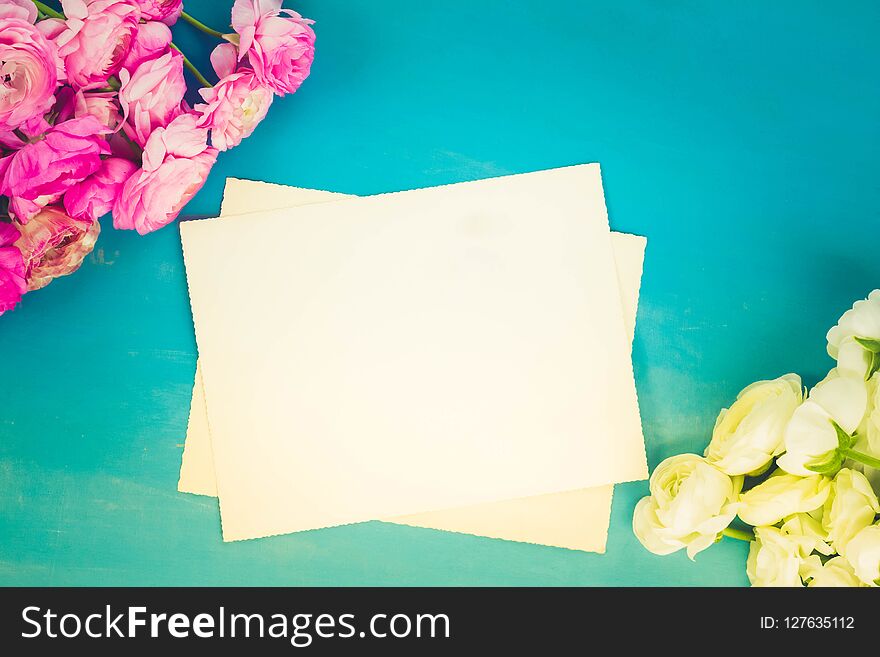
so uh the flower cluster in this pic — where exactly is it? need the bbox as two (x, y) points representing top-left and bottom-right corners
(0, 0), (314, 314)
(634, 290), (880, 586)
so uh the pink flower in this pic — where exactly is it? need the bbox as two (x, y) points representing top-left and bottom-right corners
(118, 49), (187, 146)
(0, 115), (50, 151)
(0, 115), (110, 222)
(13, 206), (100, 291)
(0, 18), (62, 131)
(0, 0), (37, 22)
(131, 0), (183, 25)
(75, 91), (123, 131)
(195, 44), (274, 151)
(120, 20), (173, 72)
(69, 89), (131, 158)
(231, 0), (315, 96)
(64, 157), (137, 223)
(0, 222), (26, 314)
(49, 0), (141, 91)
(114, 113), (218, 235)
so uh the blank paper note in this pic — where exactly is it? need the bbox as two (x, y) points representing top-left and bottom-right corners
(178, 179), (646, 552)
(181, 165), (647, 541)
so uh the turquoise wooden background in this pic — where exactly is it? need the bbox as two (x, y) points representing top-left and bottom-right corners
(1, 0), (878, 586)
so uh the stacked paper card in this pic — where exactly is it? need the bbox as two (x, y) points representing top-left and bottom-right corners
(178, 164), (648, 552)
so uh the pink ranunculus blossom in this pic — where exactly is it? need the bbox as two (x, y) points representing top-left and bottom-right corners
(0, 18), (63, 132)
(0, 222), (26, 314)
(118, 49), (187, 147)
(120, 20), (173, 72)
(0, 115), (110, 222)
(48, 0), (141, 91)
(67, 89), (130, 158)
(75, 90), (123, 130)
(0, 115), (51, 150)
(0, 0), (37, 22)
(195, 44), (274, 151)
(231, 0), (315, 96)
(48, 85), (78, 123)
(114, 113), (218, 235)
(64, 157), (138, 223)
(16, 115), (53, 140)
(13, 205), (100, 291)
(0, 132), (22, 150)
(131, 0), (183, 25)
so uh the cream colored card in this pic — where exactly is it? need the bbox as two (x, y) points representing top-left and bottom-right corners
(390, 229), (645, 550)
(178, 177), (646, 552)
(181, 165), (647, 542)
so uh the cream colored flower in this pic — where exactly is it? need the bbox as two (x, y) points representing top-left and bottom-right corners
(843, 524), (880, 586)
(704, 374), (803, 476)
(632, 497), (680, 556)
(632, 454), (742, 559)
(861, 373), (880, 448)
(780, 512), (834, 556)
(738, 471), (831, 527)
(803, 556), (867, 587)
(848, 373), (880, 496)
(776, 374), (867, 477)
(827, 290), (880, 380)
(746, 526), (814, 587)
(822, 468), (879, 556)
(834, 337), (876, 379)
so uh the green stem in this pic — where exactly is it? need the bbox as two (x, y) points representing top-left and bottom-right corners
(180, 11), (225, 38)
(722, 527), (754, 542)
(170, 43), (212, 88)
(841, 448), (880, 470)
(32, 1), (64, 19)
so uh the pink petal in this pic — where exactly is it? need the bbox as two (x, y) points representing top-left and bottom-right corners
(210, 42), (238, 78)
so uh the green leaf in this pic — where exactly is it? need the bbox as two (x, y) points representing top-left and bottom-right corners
(806, 455), (843, 475)
(832, 420), (856, 450)
(806, 427), (848, 474)
(867, 350), (880, 380)
(806, 447), (844, 474)
(813, 422), (875, 474)
(854, 336), (880, 353)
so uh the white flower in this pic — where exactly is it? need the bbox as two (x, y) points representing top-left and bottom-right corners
(632, 454), (742, 559)
(803, 556), (867, 587)
(861, 373), (880, 448)
(632, 498), (680, 556)
(737, 471), (831, 527)
(822, 468), (879, 556)
(746, 526), (815, 587)
(704, 374), (803, 476)
(848, 373), (880, 496)
(834, 337), (877, 379)
(749, 512), (835, 587)
(780, 512), (834, 556)
(827, 290), (880, 379)
(776, 374), (868, 477)
(843, 524), (880, 586)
